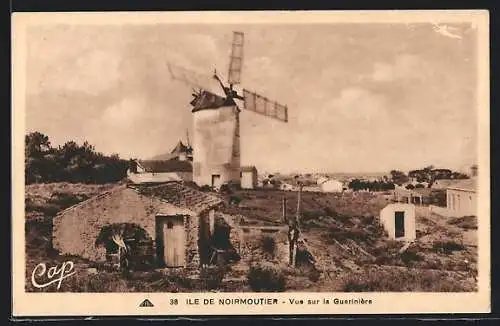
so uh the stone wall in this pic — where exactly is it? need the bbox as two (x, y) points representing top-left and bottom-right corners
(52, 186), (198, 265)
(236, 227), (289, 265)
(185, 214), (201, 268)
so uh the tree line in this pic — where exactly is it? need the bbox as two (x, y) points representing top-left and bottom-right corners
(347, 165), (470, 192)
(25, 131), (129, 184)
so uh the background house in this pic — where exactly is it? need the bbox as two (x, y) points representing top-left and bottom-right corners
(394, 187), (433, 205)
(127, 140), (193, 184)
(446, 178), (477, 217)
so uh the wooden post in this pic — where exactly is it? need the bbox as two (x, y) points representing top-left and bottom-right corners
(296, 183), (303, 228)
(282, 197), (287, 223)
(288, 182), (303, 267)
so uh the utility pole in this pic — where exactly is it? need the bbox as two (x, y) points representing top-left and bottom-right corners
(282, 196), (287, 223)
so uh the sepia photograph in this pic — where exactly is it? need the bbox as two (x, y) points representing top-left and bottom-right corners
(12, 11), (490, 316)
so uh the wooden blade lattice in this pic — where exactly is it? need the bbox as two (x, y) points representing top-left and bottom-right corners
(167, 63), (215, 92)
(227, 32), (244, 85)
(243, 89), (288, 123)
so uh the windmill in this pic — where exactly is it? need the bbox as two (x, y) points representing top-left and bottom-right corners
(167, 31), (289, 189)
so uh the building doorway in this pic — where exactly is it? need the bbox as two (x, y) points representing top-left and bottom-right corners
(211, 174), (221, 189)
(395, 211), (405, 238)
(156, 215), (186, 267)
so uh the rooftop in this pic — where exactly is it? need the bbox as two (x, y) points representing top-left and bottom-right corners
(130, 182), (223, 214)
(447, 178), (477, 192)
(137, 159), (193, 173)
(241, 166), (257, 172)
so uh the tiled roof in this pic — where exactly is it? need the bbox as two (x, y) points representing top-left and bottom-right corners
(137, 159), (193, 173)
(131, 182), (223, 213)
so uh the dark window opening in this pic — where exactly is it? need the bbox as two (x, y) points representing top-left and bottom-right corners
(395, 211), (405, 238)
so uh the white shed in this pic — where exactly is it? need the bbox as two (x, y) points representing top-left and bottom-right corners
(379, 203), (416, 241)
(319, 179), (344, 193)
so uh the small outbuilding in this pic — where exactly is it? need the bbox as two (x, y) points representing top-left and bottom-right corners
(240, 166), (258, 189)
(379, 203), (416, 241)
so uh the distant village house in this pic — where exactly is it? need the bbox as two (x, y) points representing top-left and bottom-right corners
(446, 178), (477, 217)
(127, 141), (193, 184)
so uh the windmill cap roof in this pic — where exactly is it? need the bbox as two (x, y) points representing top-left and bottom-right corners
(191, 90), (236, 112)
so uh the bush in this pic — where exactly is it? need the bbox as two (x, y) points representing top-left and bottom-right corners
(400, 250), (424, 265)
(229, 195), (242, 206)
(448, 216), (477, 230)
(432, 241), (465, 255)
(199, 185), (212, 192)
(200, 266), (226, 290)
(247, 263), (286, 292)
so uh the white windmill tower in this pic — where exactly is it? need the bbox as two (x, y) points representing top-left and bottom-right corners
(167, 32), (289, 189)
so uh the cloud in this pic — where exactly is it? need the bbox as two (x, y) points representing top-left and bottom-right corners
(100, 96), (147, 129)
(330, 87), (389, 123)
(371, 54), (420, 82)
(433, 24), (463, 39)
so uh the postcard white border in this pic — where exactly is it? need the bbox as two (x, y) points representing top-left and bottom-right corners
(12, 10), (491, 316)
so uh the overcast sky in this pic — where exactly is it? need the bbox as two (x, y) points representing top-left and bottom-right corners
(25, 22), (478, 174)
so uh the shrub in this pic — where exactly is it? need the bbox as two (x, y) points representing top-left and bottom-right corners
(229, 195), (242, 206)
(200, 266), (226, 290)
(448, 216), (477, 230)
(296, 248), (315, 266)
(199, 185), (212, 192)
(247, 262), (286, 292)
(432, 241), (465, 255)
(400, 250), (424, 265)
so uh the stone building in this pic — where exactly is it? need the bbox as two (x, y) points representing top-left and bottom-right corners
(52, 182), (225, 269)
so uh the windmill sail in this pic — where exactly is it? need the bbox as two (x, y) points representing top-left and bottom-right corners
(167, 63), (218, 94)
(227, 32), (244, 85)
(242, 89), (288, 123)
